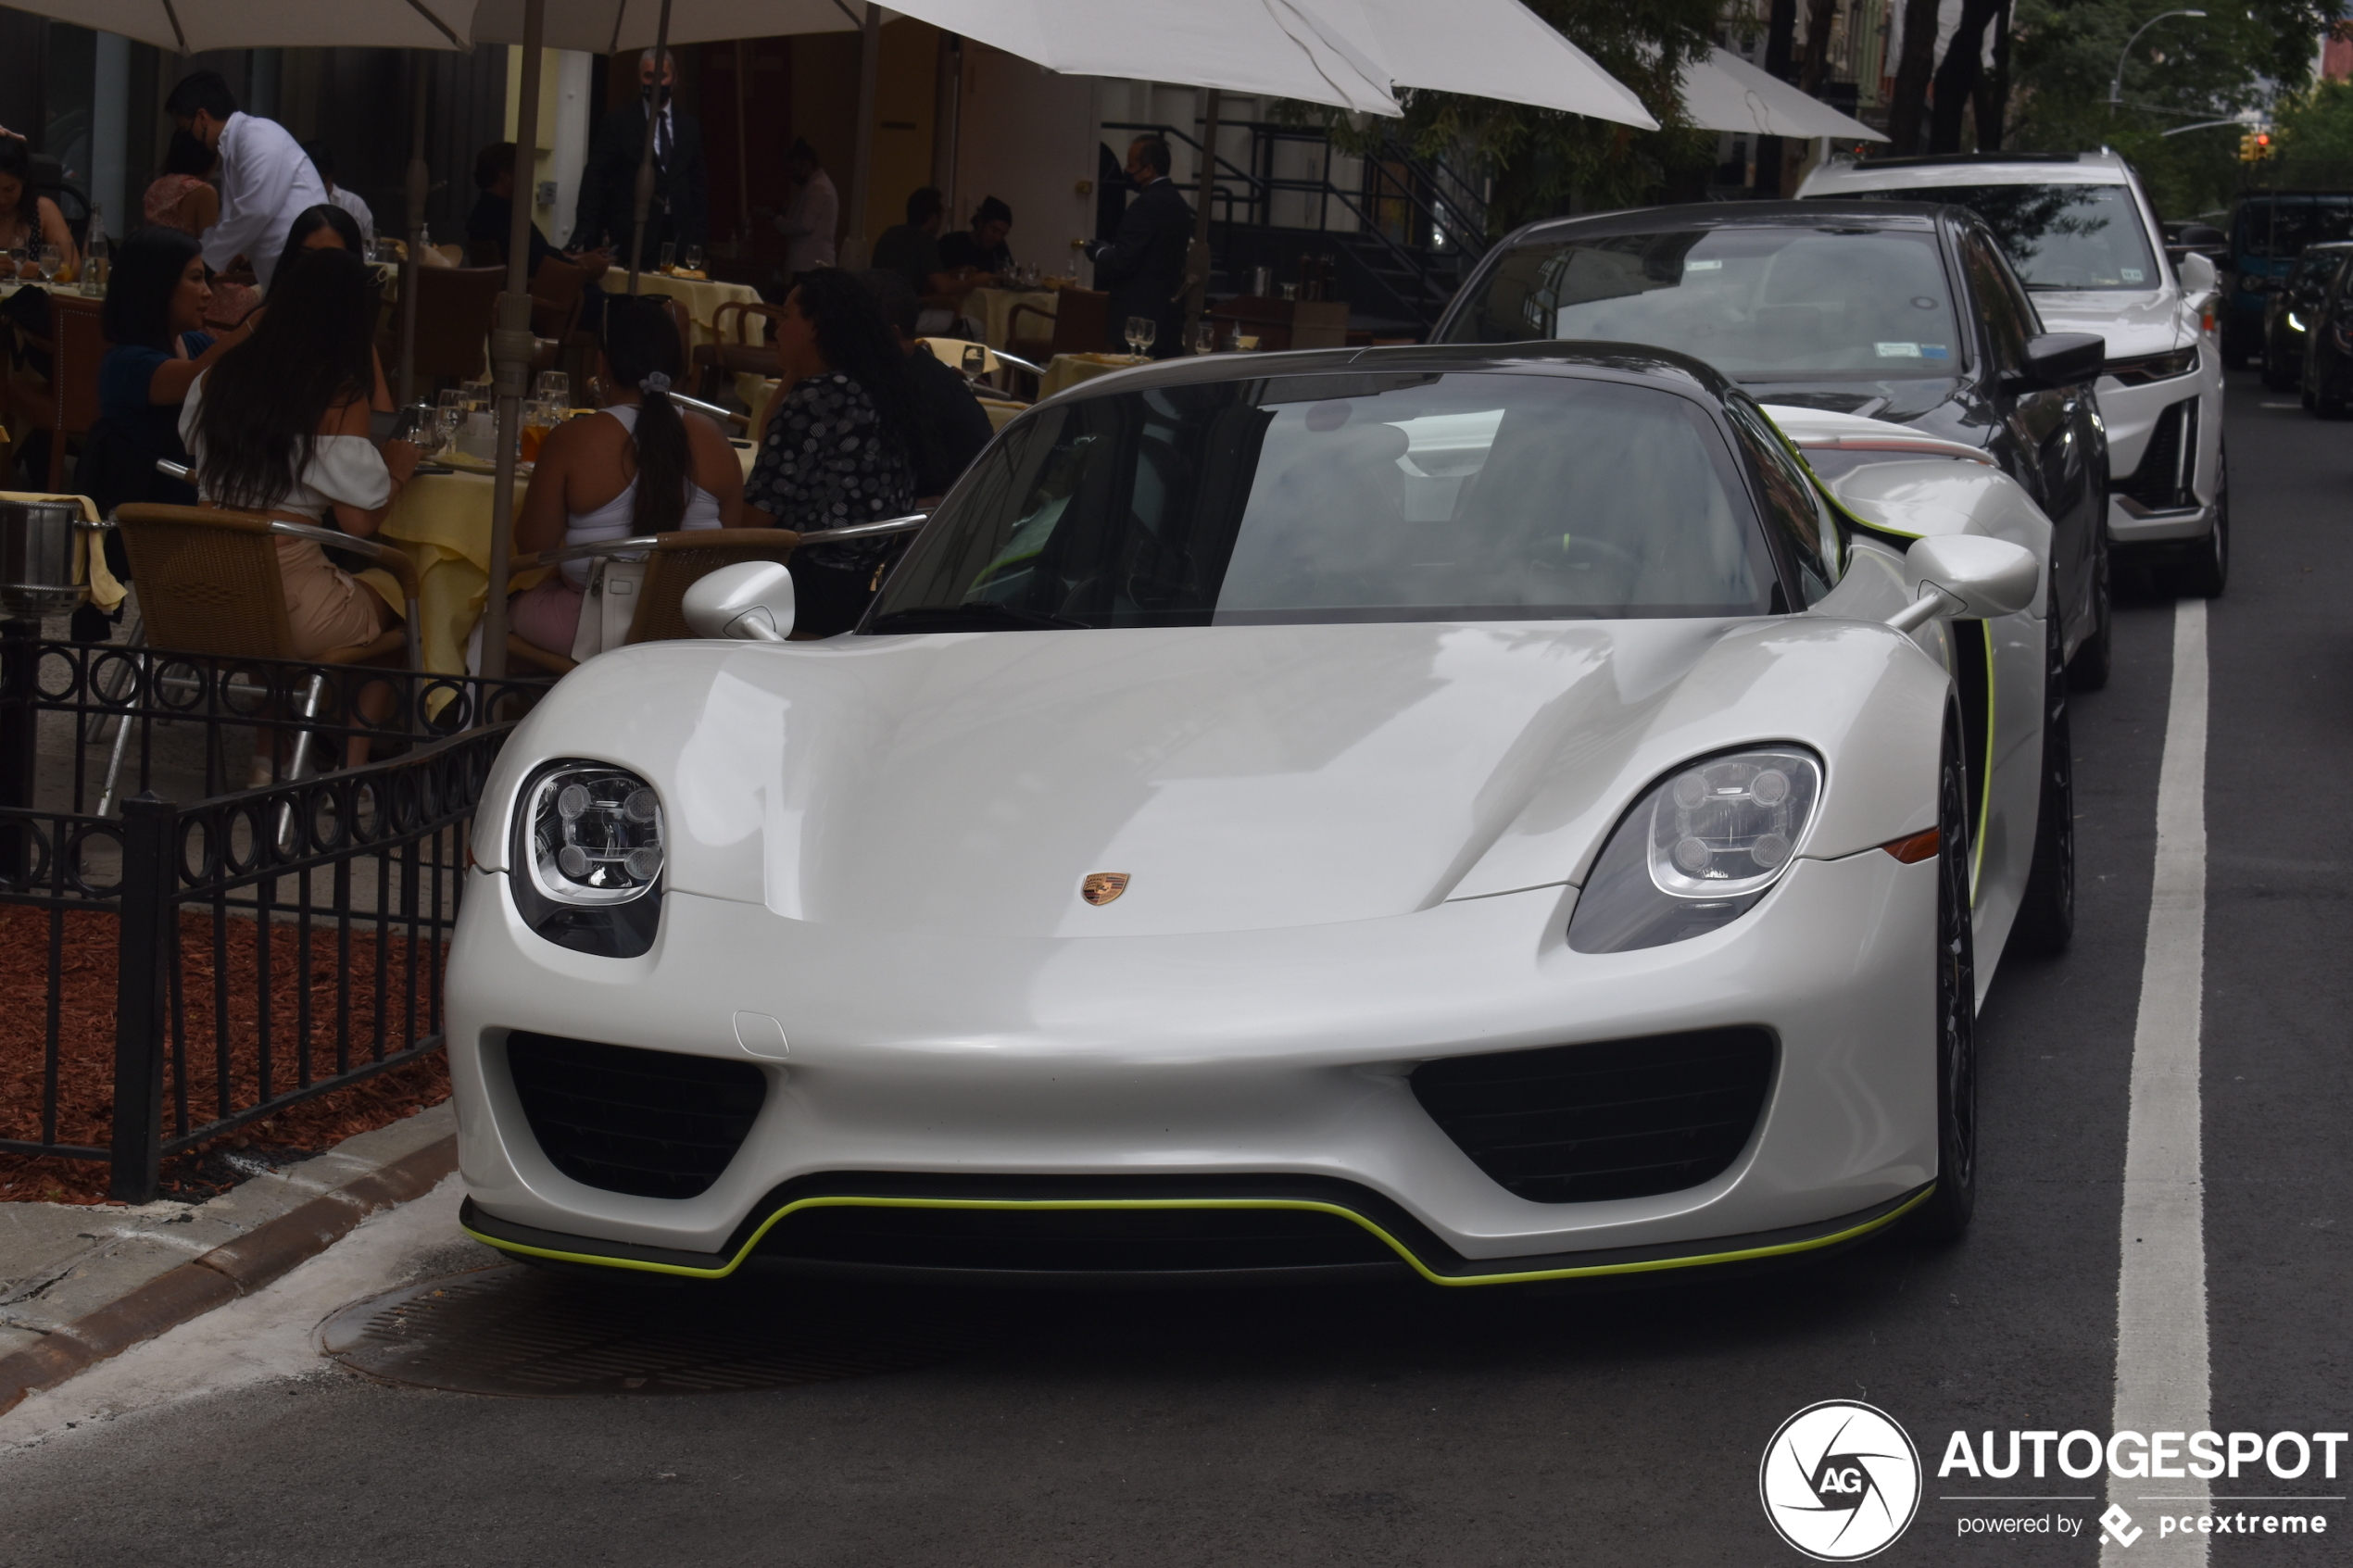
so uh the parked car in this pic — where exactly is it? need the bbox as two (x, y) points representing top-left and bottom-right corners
(447, 345), (2070, 1286)
(1800, 152), (2227, 601)
(1431, 198), (2114, 684)
(2260, 240), (2353, 391)
(2220, 190), (2353, 367)
(2298, 253), (2353, 416)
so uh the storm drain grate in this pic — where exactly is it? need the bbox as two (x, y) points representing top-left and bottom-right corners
(321, 1266), (998, 1397)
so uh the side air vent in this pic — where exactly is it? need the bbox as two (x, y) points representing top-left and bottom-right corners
(2119, 396), (2197, 511)
(505, 1032), (768, 1199)
(1411, 1027), (1775, 1203)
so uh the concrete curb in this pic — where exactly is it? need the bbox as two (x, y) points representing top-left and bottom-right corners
(0, 1135), (456, 1416)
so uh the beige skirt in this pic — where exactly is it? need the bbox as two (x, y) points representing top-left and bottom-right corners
(276, 536), (389, 660)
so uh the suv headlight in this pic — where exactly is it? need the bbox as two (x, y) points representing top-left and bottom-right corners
(1567, 747), (1823, 954)
(508, 760), (664, 957)
(2104, 347), (2197, 386)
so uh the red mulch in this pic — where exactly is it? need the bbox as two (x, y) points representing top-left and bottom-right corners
(0, 903), (450, 1205)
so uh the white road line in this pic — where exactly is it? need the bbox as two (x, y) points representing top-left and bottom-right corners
(2103, 598), (2210, 1566)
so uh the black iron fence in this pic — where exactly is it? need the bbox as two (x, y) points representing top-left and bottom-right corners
(1, 622), (529, 1201)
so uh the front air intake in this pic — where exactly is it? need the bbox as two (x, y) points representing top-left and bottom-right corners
(1410, 1027), (1775, 1203)
(504, 1032), (768, 1199)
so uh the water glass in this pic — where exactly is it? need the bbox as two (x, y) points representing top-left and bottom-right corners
(682, 243), (705, 273)
(535, 370), (571, 407)
(4, 245), (24, 281)
(659, 241), (677, 273)
(1188, 320), (1217, 356)
(35, 245), (60, 282)
(1124, 315), (1157, 357)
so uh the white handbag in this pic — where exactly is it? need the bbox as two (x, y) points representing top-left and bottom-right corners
(568, 555), (648, 663)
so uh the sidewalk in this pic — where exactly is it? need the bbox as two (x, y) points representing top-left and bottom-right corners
(0, 1103), (456, 1413)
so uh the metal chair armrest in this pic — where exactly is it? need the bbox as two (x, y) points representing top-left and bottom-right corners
(509, 535), (663, 572)
(794, 512), (931, 546)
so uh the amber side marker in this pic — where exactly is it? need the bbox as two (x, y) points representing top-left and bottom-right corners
(1881, 827), (1940, 863)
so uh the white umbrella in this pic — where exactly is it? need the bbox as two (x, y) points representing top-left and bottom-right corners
(467, 0), (855, 52)
(1680, 47), (1888, 142)
(1302, 0), (1657, 128)
(0, 0), (475, 50)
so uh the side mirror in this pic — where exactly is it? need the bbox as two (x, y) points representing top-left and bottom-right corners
(1886, 535), (2040, 632)
(2015, 331), (2106, 388)
(684, 559), (796, 642)
(2176, 251), (2218, 295)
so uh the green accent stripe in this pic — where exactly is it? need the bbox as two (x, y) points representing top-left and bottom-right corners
(460, 1186), (1935, 1289)
(1976, 624), (1996, 897)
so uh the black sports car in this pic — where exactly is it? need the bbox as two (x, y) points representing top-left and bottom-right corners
(2261, 241), (2353, 392)
(1434, 201), (2114, 689)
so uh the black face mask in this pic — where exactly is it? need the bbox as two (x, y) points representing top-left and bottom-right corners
(641, 83), (671, 108)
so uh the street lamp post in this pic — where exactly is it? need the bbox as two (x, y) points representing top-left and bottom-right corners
(2110, 9), (2207, 107)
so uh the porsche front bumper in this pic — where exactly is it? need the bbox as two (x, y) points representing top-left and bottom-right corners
(446, 847), (1942, 1286)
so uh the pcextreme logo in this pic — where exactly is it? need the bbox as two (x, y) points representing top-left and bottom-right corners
(1759, 1400), (1924, 1562)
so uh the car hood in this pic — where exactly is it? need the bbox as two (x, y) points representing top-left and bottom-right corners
(479, 622), (1943, 939)
(1736, 376), (1962, 423)
(2028, 288), (2184, 356)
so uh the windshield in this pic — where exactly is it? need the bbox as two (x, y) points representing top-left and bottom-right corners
(868, 371), (1775, 630)
(1852, 182), (2157, 291)
(1439, 226), (1962, 380)
(2236, 196), (2353, 260)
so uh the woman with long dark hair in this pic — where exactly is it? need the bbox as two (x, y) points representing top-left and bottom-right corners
(181, 246), (419, 661)
(509, 294), (745, 658)
(97, 227), (256, 472)
(742, 266), (924, 635)
(0, 135), (77, 272)
(271, 201), (365, 287)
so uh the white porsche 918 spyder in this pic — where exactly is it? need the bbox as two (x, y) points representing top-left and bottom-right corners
(446, 344), (2070, 1288)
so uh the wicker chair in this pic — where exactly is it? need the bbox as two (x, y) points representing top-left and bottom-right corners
(691, 301), (789, 400)
(111, 503), (423, 792)
(503, 526), (801, 675)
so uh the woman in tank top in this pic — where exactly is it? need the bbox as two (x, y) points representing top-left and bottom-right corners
(510, 295), (746, 658)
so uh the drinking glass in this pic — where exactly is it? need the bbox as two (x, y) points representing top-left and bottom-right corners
(520, 399), (560, 462)
(1188, 320), (1217, 356)
(4, 245), (25, 282)
(682, 243), (705, 273)
(35, 245), (61, 282)
(659, 241), (677, 273)
(1124, 316), (1156, 357)
(535, 370), (571, 408)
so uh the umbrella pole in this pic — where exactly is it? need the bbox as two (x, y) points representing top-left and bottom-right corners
(734, 40), (751, 250)
(482, 0), (547, 684)
(626, 0), (675, 295)
(398, 55), (427, 407)
(844, 2), (880, 270)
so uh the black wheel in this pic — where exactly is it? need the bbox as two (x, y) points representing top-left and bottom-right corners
(2168, 440), (2229, 598)
(1907, 716), (1979, 1243)
(2067, 517), (2112, 692)
(2304, 382), (2319, 411)
(2011, 608), (2075, 956)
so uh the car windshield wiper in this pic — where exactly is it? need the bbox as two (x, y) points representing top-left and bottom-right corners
(866, 600), (1093, 633)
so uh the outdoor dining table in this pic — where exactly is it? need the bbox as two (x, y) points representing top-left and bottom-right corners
(967, 285), (1060, 351)
(602, 270), (766, 353)
(366, 439), (763, 676)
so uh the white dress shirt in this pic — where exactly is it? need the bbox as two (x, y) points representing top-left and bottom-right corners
(326, 184), (375, 255)
(776, 167), (838, 273)
(202, 111), (329, 290)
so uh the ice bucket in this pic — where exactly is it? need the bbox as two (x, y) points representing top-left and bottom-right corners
(0, 496), (90, 617)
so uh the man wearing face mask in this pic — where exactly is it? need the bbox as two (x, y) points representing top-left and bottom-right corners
(571, 48), (709, 271)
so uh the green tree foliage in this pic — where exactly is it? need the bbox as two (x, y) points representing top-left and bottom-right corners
(2271, 76), (2353, 186)
(2007, 0), (2328, 217)
(1294, 0), (1722, 237)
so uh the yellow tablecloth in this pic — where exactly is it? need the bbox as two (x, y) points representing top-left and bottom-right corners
(602, 271), (765, 352)
(1038, 353), (1151, 399)
(976, 397), (1026, 431)
(374, 444), (764, 674)
(968, 287), (1058, 351)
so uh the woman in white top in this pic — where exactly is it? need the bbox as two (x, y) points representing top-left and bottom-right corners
(510, 294), (745, 657)
(181, 245), (420, 660)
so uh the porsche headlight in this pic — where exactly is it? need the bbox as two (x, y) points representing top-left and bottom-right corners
(1567, 748), (1822, 954)
(508, 761), (664, 957)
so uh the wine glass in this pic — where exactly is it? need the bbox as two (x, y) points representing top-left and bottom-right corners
(535, 370), (571, 408)
(1124, 316), (1156, 357)
(35, 244), (61, 282)
(681, 243), (705, 273)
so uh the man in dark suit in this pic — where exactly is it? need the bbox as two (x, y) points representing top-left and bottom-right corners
(1084, 135), (1191, 358)
(570, 48), (708, 270)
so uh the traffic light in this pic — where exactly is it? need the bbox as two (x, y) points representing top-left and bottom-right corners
(2241, 130), (2274, 161)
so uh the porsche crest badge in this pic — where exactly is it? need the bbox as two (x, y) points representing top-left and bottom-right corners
(1080, 872), (1131, 906)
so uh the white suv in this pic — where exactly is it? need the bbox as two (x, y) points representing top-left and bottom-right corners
(1798, 150), (2227, 596)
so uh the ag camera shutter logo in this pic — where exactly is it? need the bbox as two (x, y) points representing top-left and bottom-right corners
(1760, 1400), (1923, 1561)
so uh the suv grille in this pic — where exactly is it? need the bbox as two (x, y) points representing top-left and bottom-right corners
(1411, 1027), (1775, 1203)
(505, 1033), (768, 1199)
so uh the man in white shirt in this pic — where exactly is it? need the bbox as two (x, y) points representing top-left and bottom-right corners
(167, 70), (328, 291)
(305, 140), (376, 255)
(774, 139), (837, 277)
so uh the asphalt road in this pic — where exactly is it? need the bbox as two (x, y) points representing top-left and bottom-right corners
(3, 375), (2346, 1568)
